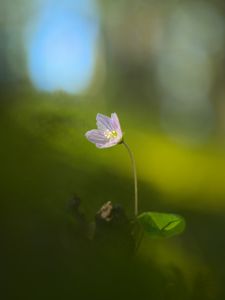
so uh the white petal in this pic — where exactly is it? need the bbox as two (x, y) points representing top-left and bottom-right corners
(111, 113), (122, 138)
(85, 129), (108, 145)
(96, 113), (113, 131)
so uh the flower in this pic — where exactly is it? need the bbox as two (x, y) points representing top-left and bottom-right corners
(85, 113), (123, 148)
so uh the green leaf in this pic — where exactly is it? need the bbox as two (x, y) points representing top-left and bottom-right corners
(137, 212), (186, 238)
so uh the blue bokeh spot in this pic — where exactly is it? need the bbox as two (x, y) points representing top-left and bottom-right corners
(26, 0), (99, 94)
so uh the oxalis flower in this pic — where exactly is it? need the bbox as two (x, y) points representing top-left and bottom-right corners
(85, 112), (138, 216)
(85, 113), (123, 148)
(85, 113), (186, 240)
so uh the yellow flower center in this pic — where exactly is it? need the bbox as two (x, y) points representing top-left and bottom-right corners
(104, 130), (118, 139)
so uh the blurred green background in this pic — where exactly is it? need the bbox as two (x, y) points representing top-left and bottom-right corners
(1, 0), (225, 299)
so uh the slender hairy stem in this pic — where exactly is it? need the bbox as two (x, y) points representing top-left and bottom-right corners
(122, 141), (138, 216)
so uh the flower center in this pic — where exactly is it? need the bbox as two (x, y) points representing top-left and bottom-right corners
(104, 130), (118, 139)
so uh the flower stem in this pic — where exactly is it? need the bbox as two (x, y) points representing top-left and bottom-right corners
(122, 141), (138, 216)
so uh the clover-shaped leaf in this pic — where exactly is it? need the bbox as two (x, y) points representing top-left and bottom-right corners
(137, 212), (185, 238)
